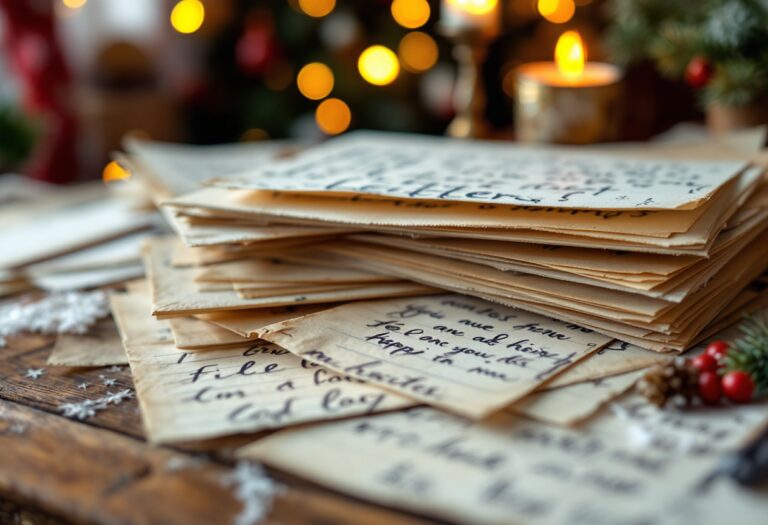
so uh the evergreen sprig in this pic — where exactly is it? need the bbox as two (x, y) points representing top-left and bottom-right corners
(724, 314), (768, 393)
(606, 0), (768, 107)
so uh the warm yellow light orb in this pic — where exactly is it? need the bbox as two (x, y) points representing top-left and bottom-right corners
(391, 0), (431, 29)
(555, 30), (585, 81)
(102, 161), (131, 183)
(446, 0), (498, 16)
(298, 0), (335, 18)
(537, 0), (575, 24)
(315, 98), (351, 135)
(62, 0), (87, 9)
(398, 32), (438, 73)
(170, 0), (205, 34)
(297, 62), (335, 100)
(358, 45), (400, 86)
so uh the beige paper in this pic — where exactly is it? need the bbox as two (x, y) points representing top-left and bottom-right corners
(0, 198), (154, 270)
(110, 287), (413, 443)
(124, 137), (294, 198)
(511, 368), (645, 425)
(145, 237), (438, 317)
(47, 317), (128, 366)
(261, 293), (612, 418)
(194, 256), (393, 284)
(213, 131), (746, 210)
(239, 398), (768, 525)
(167, 316), (257, 350)
(196, 304), (330, 338)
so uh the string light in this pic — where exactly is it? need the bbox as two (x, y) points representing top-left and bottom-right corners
(358, 45), (400, 86)
(62, 0), (87, 9)
(391, 0), (430, 29)
(537, 0), (575, 24)
(102, 161), (131, 183)
(170, 0), (205, 34)
(297, 62), (334, 100)
(445, 0), (498, 15)
(398, 32), (438, 73)
(298, 0), (335, 18)
(315, 98), (351, 135)
(240, 128), (270, 141)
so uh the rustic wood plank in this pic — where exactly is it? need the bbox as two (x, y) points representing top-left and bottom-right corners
(0, 336), (441, 525)
(0, 398), (242, 525)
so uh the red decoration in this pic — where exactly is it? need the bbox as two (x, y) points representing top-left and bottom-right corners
(698, 370), (722, 404)
(692, 353), (718, 372)
(235, 11), (280, 77)
(705, 340), (729, 361)
(0, 0), (78, 183)
(685, 56), (713, 89)
(721, 370), (755, 403)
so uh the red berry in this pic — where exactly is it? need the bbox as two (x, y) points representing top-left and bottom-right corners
(692, 353), (718, 372)
(686, 56), (713, 88)
(722, 371), (755, 403)
(698, 370), (722, 404)
(705, 340), (729, 361)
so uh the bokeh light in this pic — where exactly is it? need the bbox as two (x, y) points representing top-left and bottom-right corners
(297, 62), (335, 100)
(391, 0), (431, 29)
(298, 0), (335, 18)
(358, 45), (400, 86)
(102, 161), (131, 183)
(398, 32), (438, 73)
(537, 0), (575, 24)
(170, 0), (205, 34)
(240, 128), (270, 141)
(315, 98), (351, 135)
(62, 0), (87, 9)
(445, 0), (498, 15)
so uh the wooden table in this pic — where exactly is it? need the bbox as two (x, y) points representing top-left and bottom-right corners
(0, 334), (439, 525)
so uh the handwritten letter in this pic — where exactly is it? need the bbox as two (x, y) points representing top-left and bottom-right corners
(261, 294), (612, 418)
(215, 131), (745, 210)
(111, 286), (411, 443)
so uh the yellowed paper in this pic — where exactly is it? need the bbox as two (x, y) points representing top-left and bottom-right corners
(239, 398), (768, 525)
(213, 131), (746, 210)
(47, 318), (128, 366)
(110, 287), (412, 443)
(261, 293), (612, 418)
(511, 368), (645, 425)
(167, 316), (257, 350)
(196, 304), (330, 338)
(145, 237), (438, 317)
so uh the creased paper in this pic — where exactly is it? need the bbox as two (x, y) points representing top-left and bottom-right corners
(261, 293), (612, 418)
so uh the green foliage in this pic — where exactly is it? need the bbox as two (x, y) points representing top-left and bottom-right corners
(724, 314), (768, 393)
(606, 0), (768, 107)
(0, 106), (36, 169)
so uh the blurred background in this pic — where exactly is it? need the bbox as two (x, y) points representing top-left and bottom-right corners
(1, 0), (767, 183)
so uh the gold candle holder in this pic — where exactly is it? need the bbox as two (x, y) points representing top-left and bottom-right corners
(514, 62), (623, 144)
(439, 26), (493, 139)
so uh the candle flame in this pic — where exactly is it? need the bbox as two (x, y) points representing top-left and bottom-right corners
(555, 30), (585, 82)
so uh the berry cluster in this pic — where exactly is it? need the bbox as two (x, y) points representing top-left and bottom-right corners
(692, 340), (755, 404)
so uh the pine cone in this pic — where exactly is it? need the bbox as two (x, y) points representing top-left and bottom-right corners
(637, 357), (699, 408)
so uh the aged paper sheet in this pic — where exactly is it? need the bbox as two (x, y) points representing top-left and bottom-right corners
(110, 285), (412, 443)
(261, 294), (612, 418)
(240, 399), (768, 525)
(47, 318), (128, 366)
(213, 131), (746, 210)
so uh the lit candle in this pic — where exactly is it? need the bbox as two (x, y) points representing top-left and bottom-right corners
(514, 31), (624, 144)
(440, 0), (500, 37)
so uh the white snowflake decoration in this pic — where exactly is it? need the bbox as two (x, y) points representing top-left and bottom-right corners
(57, 388), (134, 421)
(24, 368), (44, 380)
(0, 290), (110, 347)
(221, 461), (279, 525)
